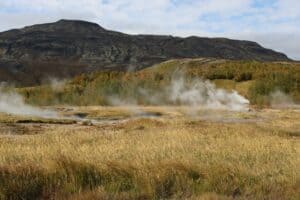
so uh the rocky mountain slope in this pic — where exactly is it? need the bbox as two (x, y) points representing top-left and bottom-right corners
(0, 19), (291, 86)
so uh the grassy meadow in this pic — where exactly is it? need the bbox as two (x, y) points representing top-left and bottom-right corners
(0, 58), (299, 199)
(0, 106), (299, 199)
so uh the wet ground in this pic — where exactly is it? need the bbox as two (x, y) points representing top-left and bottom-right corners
(0, 106), (299, 137)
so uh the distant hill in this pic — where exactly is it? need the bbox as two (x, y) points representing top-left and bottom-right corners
(0, 19), (291, 86)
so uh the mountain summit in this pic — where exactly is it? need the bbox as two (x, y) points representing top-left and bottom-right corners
(22, 19), (107, 34)
(0, 19), (290, 86)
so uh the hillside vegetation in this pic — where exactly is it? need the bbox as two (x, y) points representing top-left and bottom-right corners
(19, 58), (300, 106)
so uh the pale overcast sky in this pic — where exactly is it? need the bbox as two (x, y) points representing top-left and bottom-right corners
(0, 0), (299, 60)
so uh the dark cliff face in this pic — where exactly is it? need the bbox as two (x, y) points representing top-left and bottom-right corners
(0, 19), (290, 86)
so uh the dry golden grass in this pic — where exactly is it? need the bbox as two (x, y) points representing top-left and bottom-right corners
(0, 106), (299, 199)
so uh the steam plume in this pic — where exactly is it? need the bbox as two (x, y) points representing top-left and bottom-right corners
(168, 76), (249, 111)
(108, 73), (249, 111)
(49, 78), (66, 92)
(270, 90), (299, 109)
(0, 87), (58, 118)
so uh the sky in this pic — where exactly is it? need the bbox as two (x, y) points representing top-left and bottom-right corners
(0, 0), (299, 60)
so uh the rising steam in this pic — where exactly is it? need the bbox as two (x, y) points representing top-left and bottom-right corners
(168, 76), (249, 111)
(0, 87), (58, 118)
(109, 73), (249, 111)
(49, 78), (66, 92)
(0, 71), (250, 120)
(270, 90), (299, 109)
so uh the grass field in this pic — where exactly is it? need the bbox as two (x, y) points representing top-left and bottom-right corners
(0, 106), (299, 199)
(0, 58), (299, 199)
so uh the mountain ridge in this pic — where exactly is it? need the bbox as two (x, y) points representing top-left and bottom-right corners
(0, 19), (291, 86)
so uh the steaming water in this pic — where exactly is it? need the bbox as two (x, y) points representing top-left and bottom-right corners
(168, 77), (249, 111)
(0, 88), (58, 118)
(0, 74), (251, 122)
(270, 90), (300, 109)
(109, 76), (250, 111)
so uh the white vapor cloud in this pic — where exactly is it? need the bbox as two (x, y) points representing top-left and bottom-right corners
(0, 86), (58, 118)
(0, 0), (299, 59)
